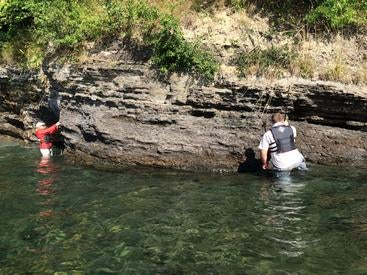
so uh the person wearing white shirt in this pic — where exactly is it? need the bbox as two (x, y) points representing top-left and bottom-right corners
(258, 112), (307, 171)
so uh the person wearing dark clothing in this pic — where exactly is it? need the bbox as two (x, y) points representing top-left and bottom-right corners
(238, 148), (262, 173)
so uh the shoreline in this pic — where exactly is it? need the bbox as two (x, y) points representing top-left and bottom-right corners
(2, 134), (367, 173)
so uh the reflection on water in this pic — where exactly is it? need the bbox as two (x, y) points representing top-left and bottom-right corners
(0, 143), (367, 274)
(263, 173), (309, 258)
(36, 157), (59, 217)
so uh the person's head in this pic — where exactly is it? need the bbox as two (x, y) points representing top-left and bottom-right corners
(36, 121), (46, 130)
(271, 112), (287, 124)
(244, 148), (256, 159)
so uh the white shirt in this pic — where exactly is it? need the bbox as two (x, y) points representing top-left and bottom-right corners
(259, 122), (304, 170)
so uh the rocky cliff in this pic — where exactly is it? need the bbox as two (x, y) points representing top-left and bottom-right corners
(0, 66), (61, 141)
(1, 47), (367, 171)
(0, 68), (42, 139)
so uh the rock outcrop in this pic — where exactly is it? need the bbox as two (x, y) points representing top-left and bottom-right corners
(1, 47), (367, 171)
(0, 66), (61, 141)
(0, 68), (42, 139)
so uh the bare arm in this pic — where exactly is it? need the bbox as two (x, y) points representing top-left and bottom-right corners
(260, 149), (269, 170)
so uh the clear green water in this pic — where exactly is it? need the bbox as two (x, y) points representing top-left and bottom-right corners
(0, 140), (367, 274)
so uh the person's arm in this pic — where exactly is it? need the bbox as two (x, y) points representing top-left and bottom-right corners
(291, 126), (297, 141)
(260, 149), (269, 170)
(259, 132), (270, 170)
(44, 123), (60, 135)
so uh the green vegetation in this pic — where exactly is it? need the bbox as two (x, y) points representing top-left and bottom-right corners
(236, 46), (297, 78)
(0, 0), (218, 79)
(195, 0), (367, 30)
(306, 0), (367, 29)
(0, 0), (366, 80)
(152, 17), (218, 79)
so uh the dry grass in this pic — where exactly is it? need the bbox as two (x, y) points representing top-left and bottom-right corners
(113, 2), (367, 85)
(313, 35), (366, 84)
(181, 6), (366, 85)
(24, 44), (43, 68)
(76, 48), (90, 65)
(320, 61), (349, 83)
(0, 43), (14, 65)
(148, 0), (194, 18)
(353, 64), (367, 84)
(0, 41), (44, 68)
(262, 66), (288, 81)
(291, 53), (316, 78)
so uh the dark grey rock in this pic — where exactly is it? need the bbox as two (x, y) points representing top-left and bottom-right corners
(1, 48), (366, 171)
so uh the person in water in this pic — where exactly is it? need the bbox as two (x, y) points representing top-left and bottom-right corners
(259, 112), (307, 171)
(238, 148), (262, 173)
(35, 121), (61, 158)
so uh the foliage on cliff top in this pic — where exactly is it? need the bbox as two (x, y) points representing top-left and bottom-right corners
(306, 0), (367, 29)
(0, 0), (366, 82)
(0, 0), (218, 79)
(194, 0), (367, 30)
(236, 46), (297, 78)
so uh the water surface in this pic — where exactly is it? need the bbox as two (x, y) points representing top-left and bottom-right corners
(0, 139), (366, 274)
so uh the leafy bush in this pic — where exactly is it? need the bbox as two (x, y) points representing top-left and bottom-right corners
(0, 0), (109, 65)
(152, 16), (218, 79)
(306, 0), (367, 29)
(237, 0), (366, 30)
(236, 45), (297, 77)
(0, 0), (218, 79)
(192, 0), (366, 30)
(0, 0), (34, 41)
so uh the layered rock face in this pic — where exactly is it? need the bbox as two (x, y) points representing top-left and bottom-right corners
(0, 67), (61, 141)
(0, 68), (42, 139)
(50, 48), (366, 171)
(1, 47), (367, 171)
